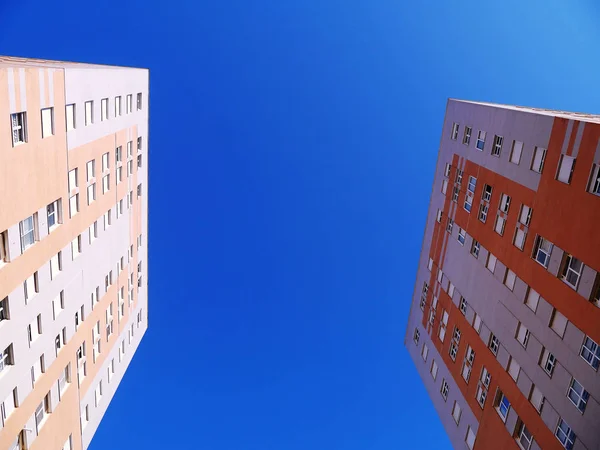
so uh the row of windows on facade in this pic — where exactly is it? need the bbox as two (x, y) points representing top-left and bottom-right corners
(450, 122), (600, 196)
(1, 309), (144, 450)
(0, 170), (143, 267)
(414, 321), (584, 450)
(439, 169), (600, 308)
(10, 92), (143, 146)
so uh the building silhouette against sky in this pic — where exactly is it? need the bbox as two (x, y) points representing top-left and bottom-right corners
(0, 56), (148, 450)
(405, 100), (600, 450)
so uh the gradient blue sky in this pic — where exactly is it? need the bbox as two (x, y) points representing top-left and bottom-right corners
(2, 1), (600, 449)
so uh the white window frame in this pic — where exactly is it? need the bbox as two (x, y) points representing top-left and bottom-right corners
(567, 378), (589, 413)
(20, 215), (36, 252)
(41, 107), (54, 138)
(66, 104), (76, 131)
(451, 401), (461, 424)
(580, 336), (600, 370)
(10, 112), (27, 146)
(556, 154), (575, 184)
(541, 348), (557, 376)
(531, 147), (546, 173)
(440, 379), (449, 401)
(463, 126), (471, 145)
(478, 203), (489, 223)
(588, 163), (600, 195)
(496, 391), (510, 422)
(533, 236), (553, 268)
(115, 96), (122, 116)
(101, 98), (109, 121)
(492, 135), (503, 156)
(561, 254), (583, 289)
(555, 419), (576, 450)
(476, 130), (486, 151)
(519, 205), (532, 226)
(451, 123), (459, 140)
(84, 100), (93, 126)
(510, 140), (523, 165)
(457, 228), (466, 246)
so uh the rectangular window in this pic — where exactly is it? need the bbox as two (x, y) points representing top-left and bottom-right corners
(531, 147), (546, 173)
(516, 421), (533, 450)
(457, 228), (466, 245)
(137, 184), (142, 197)
(126, 94), (133, 114)
(69, 193), (79, 218)
(137, 136), (142, 152)
(115, 96), (122, 116)
(473, 313), (482, 333)
(52, 291), (64, 319)
(462, 346), (475, 382)
(0, 231), (7, 264)
(84, 101), (93, 126)
(499, 193), (511, 213)
(102, 152), (110, 171)
(446, 218), (453, 234)
(71, 235), (81, 259)
(489, 334), (500, 355)
(476, 367), (490, 408)
(86, 160), (95, 181)
(452, 401), (461, 424)
(503, 269), (516, 290)
(116, 166), (122, 184)
(482, 184), (493, 202)
(0, 297), (8, 322)
(103, 175), (110, 194)
(441, 379), (449, 401)
(514, 228), (526, 250)
(549, 309), (568, 338)
(516, 323), (530, 348)
(24, 272), (39, 302)
(451, 123), (459, 140)
(508, 357), (521, 381)
(47, 199), (60, 232)
(413, 328), (420, 345)
(137, 92), (142, 110)
(421, 343), (429, 361)
(486, 253), (497, 273)
(492, 135), (503, 156)
(459, 298), (467, 315)
(495, 215), (506, 235)
(533, 236), (553, 268)
(478, 203), (489, 223)
(567, 378), (589, 413)
(465, 426), (476, 450)
(463, 126), (471, 145)
(580, 336), (600, 370)
(95, 381), (103, 406)
(464, 193), (473, 212)
(557, 155), (576, 184)
(127, 141), (132, 157)
(518, 205), (532, 226)
(476, 130), (486, 150)
(510, 140), (523, 164)
(456, 169), (463, 184)
(495, 391), (510, 422)
(436, 209), (443, 223)
(87, 184), (96, 205)
(452, 186), (459, 202)
(430, 360), (438, 380)
(541, 348), (557, 376)
(66, 104), (75, 131)
(438, 310), (448, 342)
(525, 287), (540, 312)
(555, 419), (576, 450)
(20, 215), (36, 251)
(137, 154), (142, 168)
(441, 179), (448, 195)
(467, 176), (476, 194)
(0, 345), (13, 373)
(10, 112), (27, 146)
(470, 240), (480, 258)
(588, 163), (600, 195)
(529, 384), (544, 413)
(41, 107), (54, 138)
(101, 98), (109, 121)
(50, 252), (62, 280)
(444, 163), (451, 177)
(561, 254), (583, 289)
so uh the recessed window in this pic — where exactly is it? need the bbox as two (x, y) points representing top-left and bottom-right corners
(561, 254), (583, 289)
(0, 345), (14, 373)
(126, 94), (133, 114)
(427, 258), (433, 271)
(71, 235), (82, 260)
(499, 193), (511, 213)
(533, 236), (553, 268)
(452, 186), (459, 202)
(540, 348), (556, 376)
(486, 253), (497, 273)
(102, 152), (110, 172)
(24, 271), (39, 302)
(438, 310), (448, 342)
(513, 228), (526, 250)
(476, 367), (490, 408)
(587, 163), (600, 195)
(436, 209), (443, 223)
(519, 205), (532, 226)
(115, 96), (122, 116)
(95, 380), (103, 406)
(413, 328), (420, 345)
(489, 334), (500, 355)
(430, 360), (438, 380)
(0, 297), (9, 322)
(508, 357), (521, 381)
(440, 379), (449, 401)
(457, 228), (466, 245)
(19, 214), (36, 252)
(65, 104), (75, 131)
(127, 140), (133, 158)
(567, 378), (589, 413)
(421, 343), (429, 361)
(531, 147), (546, 173)
(516, 420), (533, 450)
(529, 384), (544, 413)
(461, 346), (475, 382)
(504, 268), (516, 290)
(557, 155), (576, 184)
(446, 218), (453, 234)
(465, 426), (476, 450)
(525, 287), (540, 312)
(459, 297), (467, 315)
(102, 174), (110, 194)
(451, 401), (461, 424)
(87, 183), (96, 205)
(494, 215), (506, 235)
(482, 184), (493, 202)
(137, 92), (142, 110)
(50, 252), (62, 280)
(555, 419), (576, 449)
(495, 391), (510, 422)
(448, 283), (455, 298)
(471, 240), (480, 258)
(137, 154), (142, 168)
(580, 336), (600, 370)
(463, 126), (471, 145)
(478, 203), (489, 223)
(0, 231), (8, 265)
(101, 98), (109, 121)
(476, 130), (486, 151)
(41, 107), (54, 138)
(549, 309), (568, 338)
(515, 323), (530, 348)
(10, 112), (27, 146)
(467, 176), (476, 193)
(441, 179), (448, 195)
(27, 314), (42, 343)
(492, 135), (503, 156)
(84, 101), (93, 126)
(451, 123), (459, 140)
(510, 140), (523, 165)
(47, 199), (61, 232)
(464, 193), (473, 212)
(472, 314), (482, 333)
(456, 169), (463, 184)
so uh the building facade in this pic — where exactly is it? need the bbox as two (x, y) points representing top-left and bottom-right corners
(405, 99), (600, 450)
(0, 57), (149, 450)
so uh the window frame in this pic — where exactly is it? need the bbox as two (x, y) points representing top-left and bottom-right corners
(10, 111), (27, 146)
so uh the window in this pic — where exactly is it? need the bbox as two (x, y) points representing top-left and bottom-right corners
(510, 140), (523, 164)
(137, 154), (142, 168)
(451, 123), (459, 140)
(476, 130), (486, 150)
(62, 435), (73, 450)
(457, 228), (466, 245)
(102, 152), (110, 171)
(444, 163), (451, 177)
(492, 135), (503, 156)
(116, 145), (122, 164)
(495, 391), (510, 422)
(471, 240), (480, 258)
(449, 341), (458, 361)
(588, 163), (600, 195)
(514, 228), (526, 250)
(66, 104), (75, 131)
(525, 287), (540, 312)
(137, 92), (142, 110)
(463, 126), (471, 145)
(115, 95), (122, 116)
(565, 378), (589, 414)
(561, 254), (583, 289)
(95, 381), (103, 406)
(489, 334), (499, 355)
(413, 328), (420, 345)
(52, 291), (64, 319)
(34, 395), (50, 433)
(478, 202), (490, 224)
(557, 155), (575, 184)
(504, 269), (516, 290)
(430, 360), (438, 380)
(101, 98), (108, 121)
(27, 314), (42, 343)
(50, 252), (62, 280)
(446, 218), (453, 234)
(71, 235), (81, 259)
(472, 313), (482, 333)
(549, 309), (568, 338)
(516, 323), (530, 348)
(533, 236), (553, 268)
(116, 166), (122, 184)
(541, 348), (556, 376)
(41, 107), (54, 138)
(555, 419), (576, 450)
(427, 258), (433, 271)
(508, 357), (521, 381)
(0, 297), (8, 322)
(68, 168), (79, 217)
(24, 272), (39, 302)
(104, 210), (112, 229)
(10, 112), (27, 145)
(456, 169), (463, 184)
(499, 193), (511, 213)
(436, 209), (443, 223)
(452, 401), (461, 424)
(580, 336), (600, 370)
(451, 186), (459, 202)
(137, 183), (142, 197)
(84, 100), (93, 126)
(437, 268), (443, 284)
(47, 199), (60, 232)
(441, 179), (448, 195)
(519, 205), (532, 226)
(531, 147), (546, 173)
(77, 343), (86, 381)
(486, 253), (497, 273)
(482, 184), (493, 202)
(516, 421), (533, 450)
(103, 174), (110, 194)
(127, 140), (133, 157)
(459, 297), (467, 315)
(495, 215), (506, 235)
(20, 214), (36, 251)
(81, 405), (89, 430)
(0, 345), (13, 373)
(438, 310), (448, 342)
(529, 384), (544, 413)
(465, 427), (476, 450)
(467, 176), (476, 194)
(0, 231), (7, 264)
(462, 346), (475, 382)
(476, 367), (490, 408)
(441, 379), (449, 401)
(421, 343), (429, 361)
(126, 94), (133, 114)
(108, 359), (115, 383)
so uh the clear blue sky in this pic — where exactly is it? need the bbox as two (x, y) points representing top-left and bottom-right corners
(2, 1), (600, 449)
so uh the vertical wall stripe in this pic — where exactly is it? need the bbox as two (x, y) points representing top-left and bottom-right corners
(571, 122), (585, 159)
(19, 68), (26, 112)
(7, 68), (16, 113)
(39, 69), (46, 109)
(565, 121), (579, 157)
(561, 120), (573, 155)
(48, 69), (54, 106)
